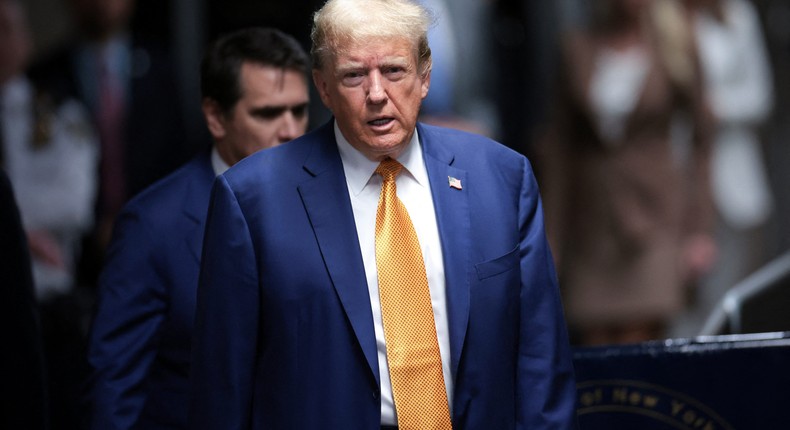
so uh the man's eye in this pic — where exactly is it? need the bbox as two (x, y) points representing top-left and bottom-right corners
(291, 104), (308, 118)
(384, 66), (406, 77)
(255, 107), (286, 119)
(342, 71), (365, 86)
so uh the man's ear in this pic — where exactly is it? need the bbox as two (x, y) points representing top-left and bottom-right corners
(421, 69), (431, 100)
(202, 99), (227, 140)
(312, 69), (332, 111)
(420, 57), (432, 100)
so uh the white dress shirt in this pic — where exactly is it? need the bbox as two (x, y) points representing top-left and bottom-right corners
(334, 121), (453, 425)
(210, 146), (230, 176)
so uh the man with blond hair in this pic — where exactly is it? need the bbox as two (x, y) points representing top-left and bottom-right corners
(189, 1), (577, 428)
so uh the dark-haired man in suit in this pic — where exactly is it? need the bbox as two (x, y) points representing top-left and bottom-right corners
(85, 27), (309, 429)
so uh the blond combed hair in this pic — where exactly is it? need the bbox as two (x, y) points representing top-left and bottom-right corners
(310, 0), (434, 78)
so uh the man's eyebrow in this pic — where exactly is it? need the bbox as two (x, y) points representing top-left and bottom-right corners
(380, 57), (409, 67)
(250, 103), (308, 117)
(336, 62), (365, 73)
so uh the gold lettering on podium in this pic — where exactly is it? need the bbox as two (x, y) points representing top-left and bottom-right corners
(576, 380), (734, 430)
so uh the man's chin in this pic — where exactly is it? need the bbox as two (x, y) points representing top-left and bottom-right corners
(347, 137), (400, 160)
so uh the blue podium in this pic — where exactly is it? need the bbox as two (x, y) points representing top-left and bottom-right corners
(573, 332), (790, 429)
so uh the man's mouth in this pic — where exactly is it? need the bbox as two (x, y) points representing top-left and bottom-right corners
(368, 118), (393, 126)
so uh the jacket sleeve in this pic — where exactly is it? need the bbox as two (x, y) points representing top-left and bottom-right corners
(516, 157), (579, 429)
(189, 175), (260, 430)
(85, 205), (168, 429)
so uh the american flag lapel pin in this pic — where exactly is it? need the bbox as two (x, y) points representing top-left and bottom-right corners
(448, 176), (462, 190)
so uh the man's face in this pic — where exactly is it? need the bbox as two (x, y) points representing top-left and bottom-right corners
(313, 36), (430, 161)
(206, 62), (309, 166)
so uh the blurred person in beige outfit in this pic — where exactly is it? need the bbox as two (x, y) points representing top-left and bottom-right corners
(540, 0), (715, 345)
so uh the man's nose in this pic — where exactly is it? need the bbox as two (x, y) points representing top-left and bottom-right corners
(278, 111), (304, 143)
(367, 71), (387, 104)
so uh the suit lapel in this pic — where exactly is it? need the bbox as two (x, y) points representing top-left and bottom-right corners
(419, 124), (471, 377)
(298, 124), (380, 384)
(184, 153), (216, 265)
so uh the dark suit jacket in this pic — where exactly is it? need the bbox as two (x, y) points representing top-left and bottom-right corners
(0, 168), (48, 430)
(85, 152), (214, 429)
(189, 121), (577, 429)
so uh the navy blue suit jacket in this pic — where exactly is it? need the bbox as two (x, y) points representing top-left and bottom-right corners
(86, 152), (214, 429)
(190, 121), (577, 429)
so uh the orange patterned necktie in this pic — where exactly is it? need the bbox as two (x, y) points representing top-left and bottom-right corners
(374, 158), (452, 430)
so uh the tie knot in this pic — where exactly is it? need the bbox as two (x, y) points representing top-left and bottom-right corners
(376, 158), (403, 183)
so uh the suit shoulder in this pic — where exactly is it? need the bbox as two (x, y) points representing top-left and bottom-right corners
(121, 155), (212, 220)
(222, 127), (321, 188)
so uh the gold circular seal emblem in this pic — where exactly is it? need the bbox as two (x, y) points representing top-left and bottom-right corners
(577, 380), (735, 430)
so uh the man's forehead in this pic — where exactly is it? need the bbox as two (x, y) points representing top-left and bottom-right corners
(332, 37), (416, 66)
(336, 54), (411, 68)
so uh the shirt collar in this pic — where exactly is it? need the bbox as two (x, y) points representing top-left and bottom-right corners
(334, 120), (427, 197)
(211, 146), (230, 176)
